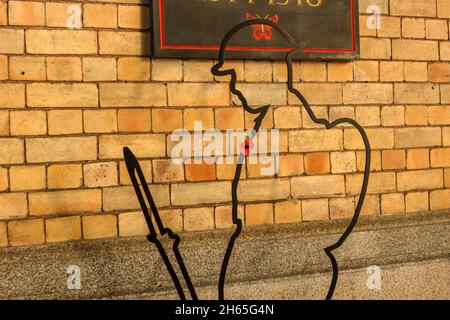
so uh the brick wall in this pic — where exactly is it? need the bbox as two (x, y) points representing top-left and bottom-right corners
(0, 0), (449, 247)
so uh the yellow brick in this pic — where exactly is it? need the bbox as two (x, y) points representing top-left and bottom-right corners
(302, 199), (329, 221)
(354, 61), (379, 82)
(360, 38), (391, 59)
(405, 106), (428, 125)
(278, 154), (304, 177)
(395, 83), (440, 104)
(27, 83), (98, 108)
(380, 61), (404, 82)
(289, 129), (342, 152)
(9, 1), (45, 26)
(289, 83), (341, 105)
(83, 162), (118, 187)
(47, 164), (82, 189)
(378, 16), (401, 38)
(0, 222), (6, 247)
(359, 194), (380, 216)
(331, 152), (356, 173)
(83, 58), (117, 82)
(45, 2), (81, 28)
(0, 138), (24, 164)
(214, 108), (244, 130)
(0, 2), (6, 25)
(274, 200), (301, 224)
(215, 205), (244, 229)
(344, 128), (394, 150)
(0, 55), (7, 80)
(0, 29), (24, 54)
(118, 211), (148, 237)
(184, 207), (214, 231)
(26, 30), (97, 54)
(46, 216), (81, 243)
(402, 18), (425, 38)
(184, 108), (214, 131)
(119, 160), (152, 185)
(48, 110), (82, 135)
(152, 109), (182, 132)
(445, 168), (450, 187)
(10, 165), (45, 191)
(0, 167), (7, 191)
(382, 149), (406, 170)
(381, 193), (405, 215)
(244, 60), (272, 82)
(381, 106), (404, 127)
(84, 3), (117, 28)
(426, 19), (448, 40)
(431, 148), (450, 167)
(441, 42), (450, 61)
(118, 5), (150, 29)
(83, 110), (118, 133)
(8, 219), (44, 246)
(0, 111), (8, 136)
(104, 185), (169, 213)
(82, 214), (117, 240)
(395, 127), (441, 148)
(397, 169), (443, 192)
(346, 172), (396, 195)
(0, 193), (27, 219)
(99, 31), (150, 55)
(117, 57), (150, 81)
(437, 0), (450, 18)
(291, 175), (344, 198)
(428, 106), (450, 125)
(274, 107), (301, 129)
(26, 137), (97, 163)
(151, 59), (182, 81)
(343, 83), (393, 104)
(330, 197), (355, 219)
(392, 39), (439, 61)
(430, 189), (450, 210)
(355, 106), (380, 127)
(238, 178), (289, 202)
(9, 56), (46, 81)
(300, 62), (326, 82)
(407, 148), (430, 169)
(47, 57), (82, 81)
(245, 203), (273, 226)
(118, 109), (151, 132)
(404, 62), (428, 82)
(234, 83), (287, 106)
(168, 83), (230, 107)
(10, 111), (46, 136)
(100, 83), (166, 107)
(171, 181), (230, 206)
(391, 0), (436, 17)
(0, 84), (25, 108)
(356, 150), (382, 172)
(327, 62), (353, 82)
(443, 85), (450, 104)
(99, 134), (165, 159)
(405, 192), (429, 212)
(29, 190), (102, 216)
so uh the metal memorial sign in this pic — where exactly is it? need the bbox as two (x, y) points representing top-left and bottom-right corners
(151, 0), (359, 60)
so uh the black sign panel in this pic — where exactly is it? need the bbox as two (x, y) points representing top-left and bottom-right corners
(151, 0), (359, 60)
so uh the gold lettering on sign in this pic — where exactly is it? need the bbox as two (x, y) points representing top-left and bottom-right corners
(208, 0), (323, 8)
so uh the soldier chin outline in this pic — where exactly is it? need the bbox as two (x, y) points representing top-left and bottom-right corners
(211, 19), (371, 300)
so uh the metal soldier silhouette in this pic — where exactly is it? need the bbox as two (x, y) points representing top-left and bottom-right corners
(124, 20), (371, 300)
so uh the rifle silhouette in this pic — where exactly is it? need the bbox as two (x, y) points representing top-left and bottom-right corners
(123, 147), (198, 300)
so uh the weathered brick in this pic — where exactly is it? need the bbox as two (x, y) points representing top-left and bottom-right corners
(237, 178), (289, 202)
(289, 129), (342, 152)
(84, 3), (117, 28)
(45, 2), (81, 27)
(46, 216), (81, 243)
(395, 83), (439, 104)
(0, 55), (6, 80)
(48, 110), (82, 135)
(185, 163), (215, 181)
(381, 193), (405, 214)
(357, 150), (381, 172)
(301, 62), (326, 82)
(184, 207), (214, 231)
(354, 61), (379, 82)
(346, 172), (396, 195)
(100, 83), (166, 107)
(278, 155), (304, 177)
(10, 165), (45, 191)
(380, 61), (404, 82)
(119, 159), (152, 185)
(168, 83), (230, 107)
(84, 162), (118, 187)
(359, 195), (380, 216)
(27, 83), (98, 108)
(47, 57), (82, 81)
(0, 29), (24, 54)
(118, 211), (148, 237)
(431, 148), (450, 167)
(274, 107), (301, 129)
(343, 83), (393, 105)
(27, 137), (97, 163)
(0, 111), (8, 136)
(82, 214), (117, 240)
(331, 151), (357, 173)
(152, 159), (183, 183)
(10, 111), (46, 136)
(83, 110), (118, 133)
(0, 84), (25, 108)
(404, 62), (428, 82)
(0, 222), (6, 247)
(402, 18), (425, 38)
(30, 190), (101, 216)
(151, 59), (182, 81)
(443, 85), (450, 104)
(391, 0), (436, 17)
(47, 164), (82, 189)
(289, 83), (341, 105)
(330, 197), (355, 219)
(184, 108), (214, 131)
(118, 5), (150, 29)
(171, 181), (230, 206)
(9, 1), (44, 26)
(430, 189), (450, 210)
(184, 60), (214, 82)
(392, 39), (439, 61)
(118, 109), (151, 132)
(117, 57), (150, 81)
(428, 106), (450, 125)
(152, 109), (182, 132)
(445, 168), (450, 187)
(215, 108), (244, 130)
(274, 200), (301, 224)
(26, 30), (97, 54)
(344, 128), (394, 150)
(437, 0), (450, 18)
(103, 185), (169, 211)
(355, 106), (380, 127)
(99, 31), (150, 55)
(327, 62), (353, 82)
(0, 167), (7, 191)
(359, 0), (389, 14)
(8, 219), (44, 246)
(9, 56), (45, 81)
(407, 148), (430, 169)
(360, 38), (391, 59)
(405, 192), (429, 212)
(302, 199), (329, 221)
(99, 134), (165, 159)
(0, 138), (24, 164)
(304, 152), (330, 175)
(428, 63), (450, 82)
(397, 169), (443, 191)
(426, 19), (448, 40)
(215, 205), (244, 229)
(395, 127), (441, 148)
(291, 175), (344, 198)
(245, 203), (274, 226)
(378, 16), (401, 38)
(381, 106), (404, 127)
(83, 58), (116, 82)
(405, 106), (428, 125)
(444, 127), (450, 146)
(0, 2), (6, 25)
(0, 193), (27, 220)
(382, 149), (406, 170)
